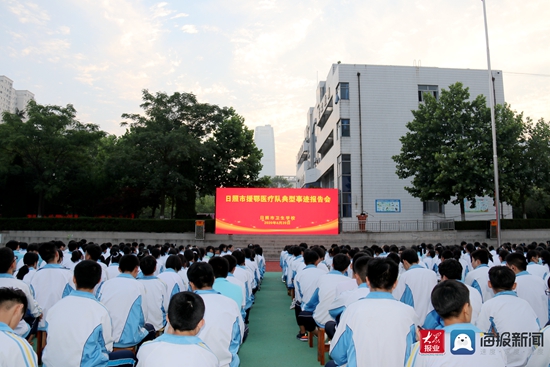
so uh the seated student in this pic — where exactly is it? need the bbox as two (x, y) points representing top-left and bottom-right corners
(476, 266), (540, 367)
(424, 259), (483, 328)
(0, 287), (38, 366)
(329, 258), (418, 367)
(98, 255), (155, 348)
(85, 243), (110, 283)
(0, 247), (42, 338)
(137, 255), (169, 333)
(505, 252), (548, 327)
(243, 248), (261, 291)
(30, 242), (74, 332)
(325, 255), (371, 339)
(188, 262), (244, 367)
(465, 249), (494, 302)
(254, 246), (266, 280)
(17, 252), (39, 286)
(157, 255), (185, 300)
(527, 250), (548, 279)
(107, 246), (122, 279)
(526, 324), (550, 366)
(232, 251), (254, 324)
(210, 257), (243, 312)
(222, 255), (247, 320)
(136, 292), (219, 367)
(294, 249), (325, 341)
(407, 280), (506, 367)
(393, 249), (438, 325)
(42, 261), (135, 367)
(302, 254), (350, 331)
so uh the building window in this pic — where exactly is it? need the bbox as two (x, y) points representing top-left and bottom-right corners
(423, 200), (444, 214)
(338, 154), (352, 218)
(418, 85), (438, 102)
(338, 82), (349, 100)
(341, 119), (350, 137)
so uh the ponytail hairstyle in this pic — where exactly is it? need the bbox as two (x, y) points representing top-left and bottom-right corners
(16, 252), (39, 280)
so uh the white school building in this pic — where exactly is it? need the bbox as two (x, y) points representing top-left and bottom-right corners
(295, 64), (512, 230)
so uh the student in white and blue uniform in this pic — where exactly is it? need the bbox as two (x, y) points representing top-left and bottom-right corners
(329, 257), (418, 367)
(303, 254), (350, 330)
(294, 250), (325, 340)
(407, 280), (506, 367)
(476, 266), (540, 367)
(464, 249), (493, 302)
(188, 262), (244, 367)
(424, 259), (482, 329)
(0, 287), (38, 367)
(505, 252), (549, 326)
(98, 255), (155, 348)
(526, 324), (550, 367)
(138, 256), (169, 332)
(210, 257), (244, 315)
(326, 255), (371, 339)
(232, 251), (254, 324)
(157, 255), (185, 300)
(29, 242), (74, 331)
(136, 292), (219, 367)
(223, 255), (247, 320)
(0, 248), (42, 338)
(393, 249), (438, 325)
(43, 261), (135, 367)
(527, 250), (549, 279)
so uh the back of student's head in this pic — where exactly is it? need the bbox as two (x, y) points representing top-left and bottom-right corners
(119, 254), (140, 273)
(0, 247), (15, 273)
(187, 262), (215, 289)
(168, 292), (205, 332)
(209, 256), (229, 278)
(438, 259), (463, 280)
(431, 280), (470, 320)
(39, 242), (58, 263)
(223, 255), (237, 273)
(85, 243), (102, 261)
(232, 250), (246, 265)
(5, 240), (19, 251)
(139, 255), (157, 276)
(505, 252), (527, 272)
(400, 249), (419, 264)
(74, 260), (102, 289)
(526, 250), (538, 263)
(16, 252), (39, 280)
(385, 252), (400, 265)
(332, 254), (350, 272)
(303, 250), (319, 265)
(367, 258), (398, 290)
(488, 266), (516, 292)
(0, 287), (28, 316)
(353, 255), (371, 283)
(471, 249), (490, 264)
(165, 255), (182, 272)
(292, 246), (302, 257)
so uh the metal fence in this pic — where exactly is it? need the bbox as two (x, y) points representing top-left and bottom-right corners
(341, 219), (455, 233)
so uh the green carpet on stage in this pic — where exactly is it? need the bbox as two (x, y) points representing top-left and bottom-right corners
(238, 272), (325, 367)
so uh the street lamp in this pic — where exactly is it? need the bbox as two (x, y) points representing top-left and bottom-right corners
(482, 0), (501, 247)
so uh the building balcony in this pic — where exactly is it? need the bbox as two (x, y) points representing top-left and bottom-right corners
(317, 130), (334, 158)
(296, 140), (309, 165)
(317, 95), (333, 129)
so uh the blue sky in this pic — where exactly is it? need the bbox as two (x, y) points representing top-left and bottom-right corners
(1, 0), (549, 175)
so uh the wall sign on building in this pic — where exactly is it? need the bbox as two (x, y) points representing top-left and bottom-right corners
(375, 199), (401, 213)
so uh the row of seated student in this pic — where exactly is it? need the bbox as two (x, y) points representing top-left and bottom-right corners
(0, 240), (265, 367)
(280, 242), (550, 367)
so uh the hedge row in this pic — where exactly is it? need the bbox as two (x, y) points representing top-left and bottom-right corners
(455, 219), (550, 231)
(0, 218), (215, 233)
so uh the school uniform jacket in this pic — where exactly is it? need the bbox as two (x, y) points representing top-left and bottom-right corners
(136, 334), (219, 367)
(98, 273), (149, 348)
(393, 264), (438, 325)
(0, 322), (37, 367)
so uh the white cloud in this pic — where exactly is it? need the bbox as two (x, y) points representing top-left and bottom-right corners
(171, 13), (189, 19)
(181, 25), (198, 34)
(6, 0), (50, 25)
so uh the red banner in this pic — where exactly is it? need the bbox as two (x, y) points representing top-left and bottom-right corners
(215, 188), (339, 235)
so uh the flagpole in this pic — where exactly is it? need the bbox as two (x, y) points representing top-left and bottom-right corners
(482, 0), (501, 247)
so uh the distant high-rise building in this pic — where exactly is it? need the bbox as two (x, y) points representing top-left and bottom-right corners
(0, 76), (35, 117)
(254, 125), (276, 177)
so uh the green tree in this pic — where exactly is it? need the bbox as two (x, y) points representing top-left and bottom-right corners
(393, 82), (491, 221)
(119, 90), (265, 219)
(0, 101), (105, 216)
(266, 175), (293, 188)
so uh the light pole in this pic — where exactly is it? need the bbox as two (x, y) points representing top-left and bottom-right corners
(482, 0), (501, 247)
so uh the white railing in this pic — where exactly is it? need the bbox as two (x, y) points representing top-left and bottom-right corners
(340, 219), (455, 233)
